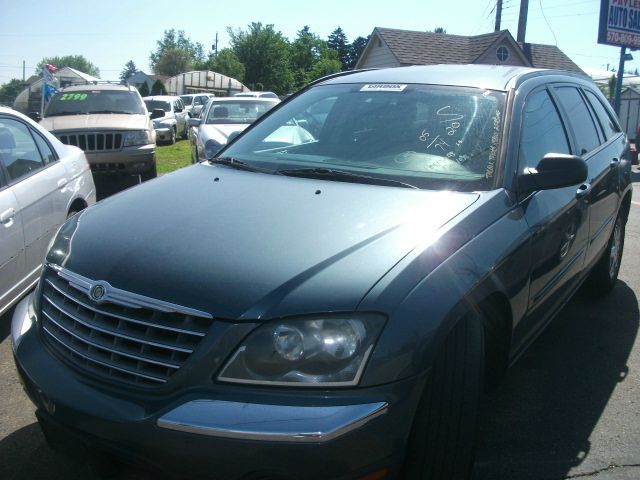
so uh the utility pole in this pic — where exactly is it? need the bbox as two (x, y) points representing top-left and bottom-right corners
(495, 0), (503, 32)
(517, 0), (529, 43)
(22, 60), (25, 82)
(614, 47), (627, 115)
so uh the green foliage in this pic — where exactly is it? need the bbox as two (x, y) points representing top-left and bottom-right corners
(430, 27), (447, 33)
(328, 27), (351, 71)
(120, 60), (137, 82)
(347, 35), (369, 69)
(208, 48), (245, 82)
(151, 79), (167, 95)
(608, 74), (617, 101)
(150, 29), (205, 76)
(37, 55), (100, 77)
(229, 22), (293, 94)
(138, 82), (150, 97)
(0, 78), (25, 106)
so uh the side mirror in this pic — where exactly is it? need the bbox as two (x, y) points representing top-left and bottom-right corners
(519, 153), (588, 194)
(150, 108), (165, 120)
(188, 117), (201, 128)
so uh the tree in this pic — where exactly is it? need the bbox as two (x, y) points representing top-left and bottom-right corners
(120, 60), (138, 82)
(347, 36), (370, 69)
(151, 79), (167, 95)
(229, 22), (293, 94)
(289, 27), (341, 89)
(138, 82), (150, 97)
(328, 27), (350, 71)
(208, 48), (245, 82)
(0, 78), (25, 106)
(150, 29), (205, 76)
(37, 55), (100, 77)
(429, 27), (447, 33)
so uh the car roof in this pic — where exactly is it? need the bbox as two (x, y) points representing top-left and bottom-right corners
(143, 95), (180, 101)
(59, 83), (135, 92)
(208, 97), (280, 103)
(180, 93), (214, 97)
(318, 64), (590, 92)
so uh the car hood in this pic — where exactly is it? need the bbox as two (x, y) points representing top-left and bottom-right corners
(57, 164), (480, 320)
(200, 123), (249, 141)
(40, 113), (149, 132)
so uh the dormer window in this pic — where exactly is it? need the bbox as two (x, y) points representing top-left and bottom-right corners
(497, 46), (509, 62)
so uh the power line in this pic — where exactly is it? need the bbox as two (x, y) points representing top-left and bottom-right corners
(539, 0), (558, 46)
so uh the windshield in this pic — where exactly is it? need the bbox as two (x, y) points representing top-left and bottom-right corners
(205, 101), (275, 125)
(223, 84), (505, 191)
(179, 95), (193, 105)
(144, 100), (171, 112)
(45, 90), (146, 116)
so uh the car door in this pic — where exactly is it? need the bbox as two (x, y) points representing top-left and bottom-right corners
(515, 87), (590, 340)
(566, 87), (625, 267)
(0, 165), (25, 315)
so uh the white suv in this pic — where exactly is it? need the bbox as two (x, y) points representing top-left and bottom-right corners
(144, 96), (189, 144)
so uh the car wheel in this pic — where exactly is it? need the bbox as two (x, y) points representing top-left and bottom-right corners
(181, 123), (189, 140)
(585, 213), (625, 296)
(403, 312), (484, 480)
(140, 163), (157, 182)
(192, 146), (198, 164)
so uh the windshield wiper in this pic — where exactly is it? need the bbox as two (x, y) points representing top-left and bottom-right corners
(277, 167), (419, 189)
(209, 156), (275, 174)
(47, 111), (88, 116)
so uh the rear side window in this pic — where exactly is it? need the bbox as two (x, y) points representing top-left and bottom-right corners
(0, 118), (45, 182)
(583, 89), (619, 141)
(554, 86), (600, 155)
(519, 89), (570, 170)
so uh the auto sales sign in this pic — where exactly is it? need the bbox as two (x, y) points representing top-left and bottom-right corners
(599, 0), (640, 48)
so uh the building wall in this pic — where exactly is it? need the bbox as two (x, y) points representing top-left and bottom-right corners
(357, 36), (401, 69)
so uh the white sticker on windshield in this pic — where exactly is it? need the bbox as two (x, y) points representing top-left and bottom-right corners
(360, 84), (407, 92)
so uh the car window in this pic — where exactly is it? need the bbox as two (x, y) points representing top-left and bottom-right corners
(45, 90), (146, 116)
(205, 101), (275, 124)
(32, 131), (57, 165)
(0, 118), (45, 182)
(554, 86), (601, 155)
(519, 89), (570, 171)
(144, 100), (171, 112)
(583, 89), (620, 141)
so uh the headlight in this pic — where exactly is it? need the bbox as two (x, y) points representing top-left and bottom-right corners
(217, 314), (385, 387)
(123, 130), (151, 147)
(204, 139), (222, 159)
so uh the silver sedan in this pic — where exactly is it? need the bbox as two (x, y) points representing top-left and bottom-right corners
(0, 106), (95, 316)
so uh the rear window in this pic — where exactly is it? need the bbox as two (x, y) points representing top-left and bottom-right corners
(45, 90), (146, 116)
(144, 100), (171, 112)
(205, 101), (275, 125)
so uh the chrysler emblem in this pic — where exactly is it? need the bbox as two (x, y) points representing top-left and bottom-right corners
(89, 283), (107, 303)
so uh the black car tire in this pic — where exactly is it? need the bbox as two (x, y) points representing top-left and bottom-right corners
(192, 146), (198, 164)
(140, 163), (158, 182)
(585, 213), (625, 296)
(181, 123), (189, 140)
(403, 312), (484, 480)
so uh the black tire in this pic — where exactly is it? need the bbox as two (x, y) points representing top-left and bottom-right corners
(140, 163), (157, 182)
(403, 313), (484, 480)
(167, 127), (176, 145)
(585, 213), (625, 296)
(181, 123), (189, 140)
(192, 146), (198, 164)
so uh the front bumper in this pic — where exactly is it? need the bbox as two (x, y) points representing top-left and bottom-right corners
(86, 144), (156, 175)
(12, 297), (422, 479)
(154, 126), (174, 142)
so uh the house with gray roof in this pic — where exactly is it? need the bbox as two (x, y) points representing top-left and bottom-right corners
(356, 28), (583, 74)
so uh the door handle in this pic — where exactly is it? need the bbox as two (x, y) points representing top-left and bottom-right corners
(610, 157), (620, 169)
(576, 183), (592, 199)
(0, 207), (15, 224)
(57, 178), (67, 188)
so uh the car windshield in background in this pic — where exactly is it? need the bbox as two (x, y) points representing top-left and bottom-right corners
(45, 91), (146, 116)
(223, 84), (505, 191)
(144, 100), (171, 112)
(179, 96), (193, 104)
(205, 101), (274, 125)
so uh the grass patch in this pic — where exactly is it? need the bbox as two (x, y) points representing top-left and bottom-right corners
(156, 138), (192, 174)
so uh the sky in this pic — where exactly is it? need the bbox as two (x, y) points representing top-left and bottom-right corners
(0, 0), (631, 85)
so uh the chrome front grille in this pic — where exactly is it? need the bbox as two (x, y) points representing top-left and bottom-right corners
(39, 265), (214, 387)
(57, 132), (123, 152)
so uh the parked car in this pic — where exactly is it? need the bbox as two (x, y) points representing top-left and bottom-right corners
(143, 95), (189, 144)
(40, 82), (157, 180)
(180, 93), (215, 118)
(12, 65), (632, 480)
(234, 91), (280, 99)
(0, 106), (95, 317)
(189, 96), (279, 162)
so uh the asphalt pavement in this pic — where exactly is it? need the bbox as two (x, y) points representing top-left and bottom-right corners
(1, 170), (639, 480)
